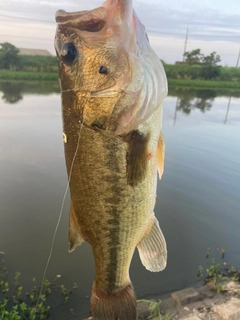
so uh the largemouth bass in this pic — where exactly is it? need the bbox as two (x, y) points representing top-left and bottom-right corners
(54, 0), (168, 319)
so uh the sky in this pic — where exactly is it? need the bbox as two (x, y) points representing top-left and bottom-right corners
(0, 0), (240, 66)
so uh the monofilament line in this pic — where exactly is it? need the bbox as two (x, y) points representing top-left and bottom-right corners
(35, 117), (85, 312)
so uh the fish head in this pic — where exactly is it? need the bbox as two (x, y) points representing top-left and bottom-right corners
(55, 0), (167, 135)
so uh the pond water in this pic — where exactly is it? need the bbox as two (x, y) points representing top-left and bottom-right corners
(0, 81), (240, 319)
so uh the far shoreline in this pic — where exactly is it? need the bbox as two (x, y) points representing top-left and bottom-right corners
(1, 71), (240, 90)
(168, 79), (240, 89)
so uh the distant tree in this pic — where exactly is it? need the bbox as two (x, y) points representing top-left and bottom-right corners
(202, 51), (221, 66)
(183, 49), (222, 80)
(183, 49), (203, 65)
(0, 42), (20, 70)
(201, 52), (221, 80)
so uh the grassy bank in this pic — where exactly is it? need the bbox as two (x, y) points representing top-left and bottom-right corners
(168, 79), (240, 89)
(1, 70), (240, 91)
(0, 255), (78, 320)
(0, 71), (58, 81)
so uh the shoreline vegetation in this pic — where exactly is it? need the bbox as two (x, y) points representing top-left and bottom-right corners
(1, 71), (240, 90)
(0, 70), (58, 81)
(1, 43), (240, 89)
(2, 248), (240, 319)
(168, 79), (240, 89)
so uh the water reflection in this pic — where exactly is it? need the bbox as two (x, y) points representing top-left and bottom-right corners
(224, 97), (232, 124)
(167, 87), (238, 125)
(175, 89), (216, 115)
(178, 95), (213, 114)
(0, 81), (60, 104)
(0, 81), (240, 319)
(1, 82), (23, 104)
(0, 81), (238, 126)
(168, 86), (240, 99)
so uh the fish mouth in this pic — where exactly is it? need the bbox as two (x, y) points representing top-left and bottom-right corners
(55, 0), (138, 137)
(55, 7), (108, 33)
(55, 10), (88, 24)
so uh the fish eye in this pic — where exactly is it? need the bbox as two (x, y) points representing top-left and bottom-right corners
(61, 43), (77, 64)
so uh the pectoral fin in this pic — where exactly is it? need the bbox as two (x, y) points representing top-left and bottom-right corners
(126, 130), (150, 187)
(157, 132), (165, 179)
(69, 203), (85, 252)
(137, 216), (167, 272)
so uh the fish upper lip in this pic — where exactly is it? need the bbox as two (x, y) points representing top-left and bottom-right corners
(55, 7), (108, 30)
(55, 10), (89, 24)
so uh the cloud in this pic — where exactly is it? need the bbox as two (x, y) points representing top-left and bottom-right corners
(0, 0), (239, 66)
(0, 0), (103, 23)
(1, 0), (240, 41)
(134, 1), (240, 44)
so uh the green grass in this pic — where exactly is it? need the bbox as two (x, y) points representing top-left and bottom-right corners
(137, 299), (173, 320)
(197, 247), (240, 293)
(0, 256), (78, 320)
(1, 70), (240, 91)
(0, 71), (58, 81)
(168, 79), (240, 89)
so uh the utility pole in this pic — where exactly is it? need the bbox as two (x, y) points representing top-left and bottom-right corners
(173, 98), (179, 125)
(224, 97), (232, 124)
(236, 49), (240, 68)
(183, 26), (189, 62)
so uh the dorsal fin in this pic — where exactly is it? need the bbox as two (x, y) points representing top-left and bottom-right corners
(103, 0), (133, 24)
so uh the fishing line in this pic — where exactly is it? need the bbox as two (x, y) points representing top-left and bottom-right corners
(35, 110), (86, 312)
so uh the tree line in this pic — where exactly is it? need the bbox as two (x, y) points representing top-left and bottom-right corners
(1, 42), (240, 82)
(0, 42), (58, 72)
(163, 48), (240, 81)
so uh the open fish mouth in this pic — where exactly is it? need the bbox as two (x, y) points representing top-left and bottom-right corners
(54, 3), (131, 135)
(54, 0), (167, 136)
(55, 7), (108, 33)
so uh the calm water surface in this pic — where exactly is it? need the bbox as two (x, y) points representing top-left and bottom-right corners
(0, 82), (240, 318)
